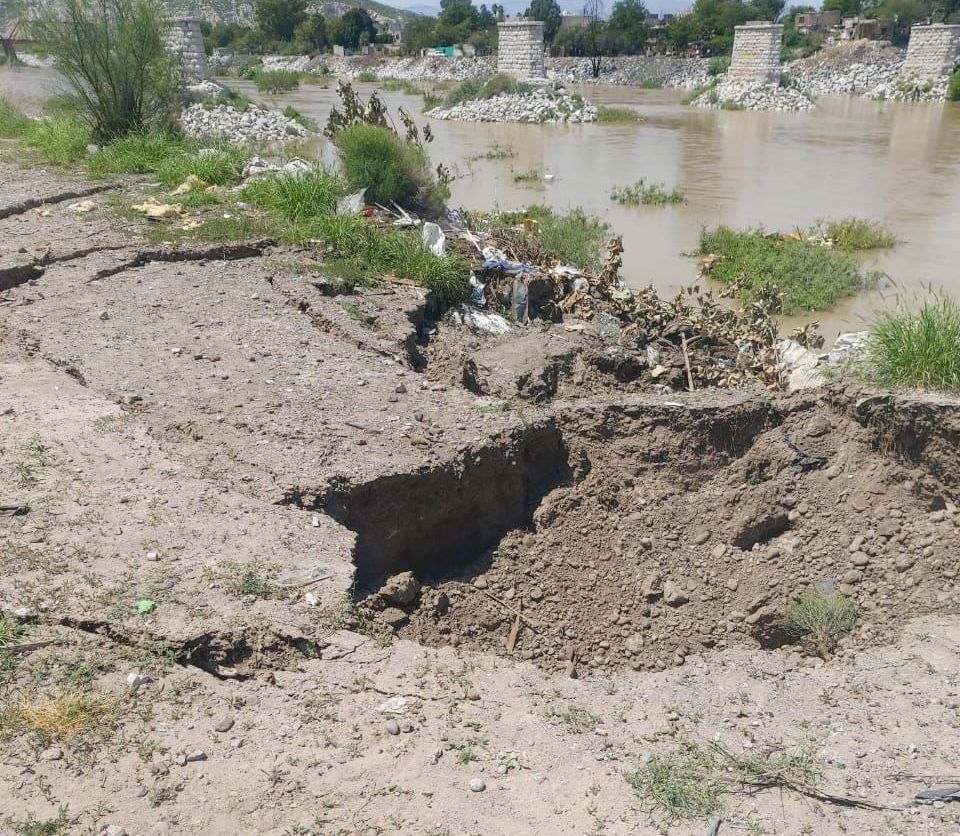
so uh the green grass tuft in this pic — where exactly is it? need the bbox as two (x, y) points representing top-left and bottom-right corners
(612, 178), (685, 206)
(254, 69), (301, 94)
(356, 70), (379, 83)
(627, 749), (722, 821)
(697, 225), (881, 313)
(443, 74), (534, 107)
(867, 295), (960, 394)
(243, 170), (344, 221)
(817, 218), (896, 251)
(949, 69), (960, 102)
(596, 105), (642, 123)
(87, 131), (184, 176)
(783, 588), (857, 657)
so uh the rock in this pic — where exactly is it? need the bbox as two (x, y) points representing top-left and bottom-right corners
(842, 569), (864, 585)
(381, 607), (409, 628)
(39, 746), (63, 761)
(710, 543), (727, 560)
(214, 717), (235, 733)
(98, 311), (110, 321)
(850, 551), (871, 567)
(385, 718), (401, 736)
(726, 578), (739, 591)
(126, 671), (148, 692)
(473, 577), (488, 590)
(466, 687), (481, 701)
(529, 586), (544, 601)
(379, 571), (420, 606)
(692, 78), (814, 113)
(469, 777), (486, 792)
(304, 592), (321, 607)
(691, 527), (711, 545)
(533, 771), (546, 784)
(185, 750), (207, 763)
(663, 580), (689, 607)
(378, 696), (409, 714)
(428, 89), (598, 124)
(641, 572), (663, 601)
(895, 555), (915, 572)
(104, 827), (128, 836)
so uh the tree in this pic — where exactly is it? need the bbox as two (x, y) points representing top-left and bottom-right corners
(821, 0), (862, 16)
(404, 15), (438, 51)
(525, 0), (563, 42)
(33, 0), (176, 140)
(583, 0), (605, 77)
(255, 0), (308, 41)
(330, 8), (378, 49)
(294, 14), (326, 51)
(436, 0), (480, 44)
(871, 0), (931, 44)
(605, 0), (650, 54)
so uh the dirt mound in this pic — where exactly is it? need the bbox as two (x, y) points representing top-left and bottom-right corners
(355, 393), (960, 675)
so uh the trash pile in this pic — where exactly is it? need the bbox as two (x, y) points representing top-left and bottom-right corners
(427, 89), (597, 124)
(438, 210), (821, 392)
(547, 55), (710, 89)
(691, 79), (815, 112)
(180, 102), (310, 142)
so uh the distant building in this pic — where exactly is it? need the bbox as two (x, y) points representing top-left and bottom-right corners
(794, 11), (841, 33)
(841, 16), (882, 40)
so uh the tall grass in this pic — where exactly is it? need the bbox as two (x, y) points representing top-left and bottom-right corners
(254, 70), (301, 94)
(444, 74), (533, 107)
(0, 101), (90, 165)
(87, 131), (183, 175)
(242, 171), (344, 221)
(697, 226), (881, 313)
(949, 70), (960, 103)
(868, 295), (960, 393)
(489, 206), (609, 272)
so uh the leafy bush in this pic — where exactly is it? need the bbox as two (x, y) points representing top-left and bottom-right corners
(596, 105), (641, 123)
(783, 589), (857, 658)
(696, 226), (881, 313)
(611, 178), (685, 206)
(868, 295), (960, 393)
(32, 0), (177, 141)
(254, 69), (301, 94)
(356, 70), (379, 83)
(949, 69), (960, 102)
(333, 123), (446, 212)
(444, 74), (533, 107)
(818, 218), (895, 251)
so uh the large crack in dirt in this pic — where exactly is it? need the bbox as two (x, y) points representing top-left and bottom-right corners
(86, 239), (276, 282)
(322, 394), (960, 676)
(0, 182), (118, 220)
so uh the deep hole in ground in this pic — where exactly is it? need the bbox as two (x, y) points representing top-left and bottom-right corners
(338, 395), (960, 676)
(320, 420), (571, 585)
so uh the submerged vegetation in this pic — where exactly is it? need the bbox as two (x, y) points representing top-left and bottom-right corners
(595, 105), (642, 123)
(816, 217), (896, 251)
(611, 178), (685, 206)
(867, 294), (960, 394)
(697, 223), (888, 313)
(253, 69), (301, 94)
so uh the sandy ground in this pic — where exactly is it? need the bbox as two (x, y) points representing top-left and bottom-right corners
(2, 157), (960, 836)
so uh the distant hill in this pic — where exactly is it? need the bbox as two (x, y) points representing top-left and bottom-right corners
(154, 0), (426, 25)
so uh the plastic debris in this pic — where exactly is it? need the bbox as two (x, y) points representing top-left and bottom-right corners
(336, 188), (366, 216)
(135, 599), (156, 615)
(482, 258), (533, 274)
(67, 200), (96, 213)
(777, 338), (826, 392)
(422, 222), (446, 256)
(171, 175), (209, 195)
(469, 274), (486, 306)
(511, 277), (529, 324)
(130, 199), (185, 220)
(915, 787), (960, 804)
(460, 304), (511, 335)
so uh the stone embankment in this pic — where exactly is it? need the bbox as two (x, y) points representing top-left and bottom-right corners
(547, 55), (709, 88)
(180, 102), (309, 141)
(788, 40), (904, 96)
(427, 89), (597, 123)
(691, 79), (814, 112)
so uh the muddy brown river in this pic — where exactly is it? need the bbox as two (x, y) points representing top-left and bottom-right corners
(4, 65), (959, 340)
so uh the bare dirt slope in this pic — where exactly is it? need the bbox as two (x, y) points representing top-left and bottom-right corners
(2, 162), (960, 836)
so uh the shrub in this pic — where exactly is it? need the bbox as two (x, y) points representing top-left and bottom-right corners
(707, 56), (730, 76)
(611, 178), (685, 206)
(596, 105), (641, 123)
(32, 0), (177, 141)
(696, 226), (881, 313)
(783, 589), (857, 658)
(254, 69), (301, 94)
(282, 105), (318, 132)
(949, 69), (960, 102)
(444, 74), (533, 107)
(356, 70), (379, 83)
(818, 218), (895, 250)
(422, 92), (443, 110)
(868, 295), (960, 394)
(333, 122), (446, 212)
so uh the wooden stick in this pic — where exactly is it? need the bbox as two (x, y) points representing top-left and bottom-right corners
(681, 333), (695, 392)
(505, 612), (521, 653)
(477, 588), (540, 631)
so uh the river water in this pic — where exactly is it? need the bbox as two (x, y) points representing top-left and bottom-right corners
(4, 65), (960, 340)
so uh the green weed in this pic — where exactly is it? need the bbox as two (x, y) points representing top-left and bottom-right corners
(356, 70), (379, 83)
(254, 69), (301, 94)
(783, 588), (857, 657)
(242, 170), (344, 221)
(87, 131), (184, 176)
(948, 69), (959, 102)
(867, 294), (960, 393)
(627, 747), (722, 821)
(5, 806), (70, 836)
(596, 105), (641, 123)
(696, 225), (881, 313)
(512, 168), (543, 185)
(443, 74), (533, 107)
(817, 218), (896, 251)
(611, 178), (685, 206)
